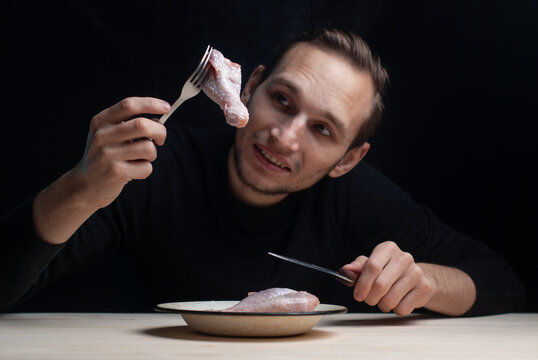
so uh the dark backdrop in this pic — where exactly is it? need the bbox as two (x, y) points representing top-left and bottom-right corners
(2, 0), (537, 312)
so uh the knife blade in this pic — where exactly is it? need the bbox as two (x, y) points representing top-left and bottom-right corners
(268, 252), (355, 284)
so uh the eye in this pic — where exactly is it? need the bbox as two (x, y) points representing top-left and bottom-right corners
(313, 124), (331, 136)
(275, 93), (290, 108)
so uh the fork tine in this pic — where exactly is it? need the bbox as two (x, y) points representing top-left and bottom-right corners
(191, 46), (213, 85)
(194, 62), (212, 88)
(158, 45), (214, 125)
(192, 53), (211, 87)
(189, 45), (212, 83)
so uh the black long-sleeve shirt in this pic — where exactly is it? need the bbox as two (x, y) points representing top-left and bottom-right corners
(0, 125), (526, 314)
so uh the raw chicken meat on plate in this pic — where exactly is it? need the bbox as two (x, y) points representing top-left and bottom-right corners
(224, 288), (320, 313)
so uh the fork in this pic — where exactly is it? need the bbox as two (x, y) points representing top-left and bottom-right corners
(158, 45), (213, 124)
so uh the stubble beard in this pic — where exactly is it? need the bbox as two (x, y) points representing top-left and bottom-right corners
(231, 141), (337, 197)
(232, 142), (292, 196)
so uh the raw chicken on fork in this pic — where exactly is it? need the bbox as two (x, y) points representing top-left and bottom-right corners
(203, 49), (249, 127)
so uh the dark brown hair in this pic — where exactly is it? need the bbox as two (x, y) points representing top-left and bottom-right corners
(258, 28), (389, 148)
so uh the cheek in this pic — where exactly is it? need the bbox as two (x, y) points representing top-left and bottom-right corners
(304, 148), (344, 173)
(247, 94), (281, 125)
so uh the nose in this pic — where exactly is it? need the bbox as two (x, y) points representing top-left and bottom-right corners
(269, 116), (306, 153)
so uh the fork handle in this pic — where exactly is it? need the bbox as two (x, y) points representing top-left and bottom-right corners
(158, 95), (187, 124)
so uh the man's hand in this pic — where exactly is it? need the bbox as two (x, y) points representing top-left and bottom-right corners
(340, 241), (432, 316)
(340, 241), (476, 316)
(33, 97), (170, 245)
(74, 97), (169, 209)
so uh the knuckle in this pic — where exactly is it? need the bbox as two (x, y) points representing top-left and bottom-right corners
(421, 277), (432, 294)
(412, 265), (424, 279)
(134, 118), (151, 134)
(156, 126), (167, 145)
(400, 251), (414, 266)
(138, 138), (150, 151)
(92, 129), (106, 147)
(149, 147), (158, 162)
(372, 278), (389, 294)
(99, 146), (113, 161)
(377, 303), (391, 313)
(143, 141), (157, 161)
(118, 97), (135, 111)
(367, 260), (383, 274)
(379, 296), (398, 312)
(108, 162), (127, 181)
(394, 305), (413, 316)
(90, 115), (101, 131)
(141, 162), (153, 178)
(131, 117), (144, 131)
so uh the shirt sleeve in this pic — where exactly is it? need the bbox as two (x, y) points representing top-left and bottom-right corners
(0, 197), (65, 310)
(403, 207), (526, 316)
(0, 173), (150, 312)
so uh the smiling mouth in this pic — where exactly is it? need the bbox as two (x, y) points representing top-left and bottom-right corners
(256, 145), (290, 171)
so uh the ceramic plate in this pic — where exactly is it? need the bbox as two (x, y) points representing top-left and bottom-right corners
(155, 301), (347, 337)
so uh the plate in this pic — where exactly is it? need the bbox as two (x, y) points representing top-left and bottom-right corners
(155, 301), (347, 337)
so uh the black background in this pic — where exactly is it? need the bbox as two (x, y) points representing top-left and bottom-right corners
(2, 0), (537, 312)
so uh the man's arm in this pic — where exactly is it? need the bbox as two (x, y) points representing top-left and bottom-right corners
(340, 241), (476, 316)
(0, 97), (169, 310)
(33, 97), (169, 245)
(336, 162), (525, 316)
(418, 263), (476, 316)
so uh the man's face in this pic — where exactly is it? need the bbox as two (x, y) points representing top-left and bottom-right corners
(229, 43), (374, 206)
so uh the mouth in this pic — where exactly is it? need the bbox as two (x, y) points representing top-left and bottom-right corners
(254, 145), (291, 172)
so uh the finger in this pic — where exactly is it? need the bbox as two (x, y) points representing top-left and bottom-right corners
(102, 139), (158, 163)
(92, 97), (171, 128)
(363, 251), (414, 306)
(93, 117), (167, 147)
(338, 256), (367, 287)
(337, 268), (359, 287)
(121, 160), (154, 181)
(341, 255), (368, 273)
(392, 277), (432, 316)
(353, 247), (393, 302)
(122, 117), (167, 146)
(90, 159), (154, 185)
(377, 265), (423, 313)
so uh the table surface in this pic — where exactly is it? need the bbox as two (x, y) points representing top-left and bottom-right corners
(1, 312), (537, 359)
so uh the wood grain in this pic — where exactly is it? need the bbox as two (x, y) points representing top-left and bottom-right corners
(0, 313), (536, 359)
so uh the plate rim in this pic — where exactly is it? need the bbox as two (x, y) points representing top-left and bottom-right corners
(155, 300), (348, 316)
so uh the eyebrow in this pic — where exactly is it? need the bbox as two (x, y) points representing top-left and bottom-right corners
(267, 77), (346, 135)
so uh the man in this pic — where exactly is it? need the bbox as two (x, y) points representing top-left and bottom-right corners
(0, 28), (525, 315)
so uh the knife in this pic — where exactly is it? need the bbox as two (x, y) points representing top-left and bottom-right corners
(268, 252), (356, 284)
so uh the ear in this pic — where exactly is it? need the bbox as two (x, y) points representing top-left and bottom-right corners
(328, 142), (370, 178)
(241, 65), (265, 105)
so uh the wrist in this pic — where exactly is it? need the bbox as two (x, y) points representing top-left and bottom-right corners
(418, 262), (476, 316)
(33, 169), (100, 245)
(417, 263), (441, 309)
(60, 167), (101, 211)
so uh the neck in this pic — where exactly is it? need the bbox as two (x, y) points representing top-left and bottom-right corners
(227, 149), (288, 207)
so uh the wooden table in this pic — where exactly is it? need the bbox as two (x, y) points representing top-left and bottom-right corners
(1, 312), (537, 359)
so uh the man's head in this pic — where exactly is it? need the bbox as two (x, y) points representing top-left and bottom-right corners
(229, 28), (389, 206)
(257, 28), (389, 148)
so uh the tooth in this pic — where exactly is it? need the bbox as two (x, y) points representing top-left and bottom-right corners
(260, 147), (286, 168)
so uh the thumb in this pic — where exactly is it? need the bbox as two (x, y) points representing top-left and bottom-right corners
(338, 255), (368, 287)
